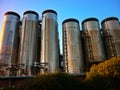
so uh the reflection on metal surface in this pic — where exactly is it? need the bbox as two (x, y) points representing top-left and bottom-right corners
(40, 10), (59, 74)
(0, 11), (20, 76)
(62, 18), (84, 75)
(101, 17), (120, 59)
(18, 11), (39, 76)
(82, 18), (105, 65)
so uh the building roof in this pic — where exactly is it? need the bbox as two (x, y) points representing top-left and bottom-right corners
(62, 18), (79, 24)
(82, 17), (98, 25)
(23, 10), (39, 17)
(42, 9), (57, 15)
(101, 17), (119, 25)
(4, 11), (20, 18)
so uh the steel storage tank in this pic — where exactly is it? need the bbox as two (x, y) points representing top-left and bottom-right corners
(32, 21), (42, 75)
(0, 11), (20, 76)
(37, 21), (41, 62)
(19, 11), (39, 76)
(101, 17), (120, 59)
(82, 18), (105, 66)
(62, 18), (84, 75)
(40, 9), (59, 74)
(17, 21), (23, 76)
(37, 21), (41, 68)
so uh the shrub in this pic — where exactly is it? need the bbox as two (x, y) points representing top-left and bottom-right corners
(85, 57), (120, 90)
(2, 86), (15, 90)
(20, 72), (82, 90)
(86, 57), (120, 79)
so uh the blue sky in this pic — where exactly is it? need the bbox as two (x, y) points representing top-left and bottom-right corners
(0, 0), (120, 54)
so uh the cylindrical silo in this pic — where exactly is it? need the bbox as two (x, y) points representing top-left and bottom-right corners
(82, 18), (105, 67)
(40, 9), (59, 74)
(37, 20), (41, 62)
(32, 21), (42, 75)
(101, 17), (120, 59)
(19, 11), (39, 76)
(0, 11), (20, 76)
(62, 18), (84, 75)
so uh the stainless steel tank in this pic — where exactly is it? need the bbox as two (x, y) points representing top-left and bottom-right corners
(0, 11), (20, 76)
(37, 21), (41, 62)
(82, 18), (105, 65)
(40, 9), (59, 74)
(62, 18), (84, 75)
(101, 17), (120, 59)
(32, 21), (41, 75)
(19, 11), (39, 76)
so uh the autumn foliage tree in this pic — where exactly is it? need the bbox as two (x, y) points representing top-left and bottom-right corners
(86, 57), (120, 79)
(85, 57), (120, 89)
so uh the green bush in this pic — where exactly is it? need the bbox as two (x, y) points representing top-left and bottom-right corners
(20, 72), (82, 90)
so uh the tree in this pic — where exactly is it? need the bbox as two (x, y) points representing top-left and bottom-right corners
(86, 57), (120, 79)
(85, 57), (120, 89)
